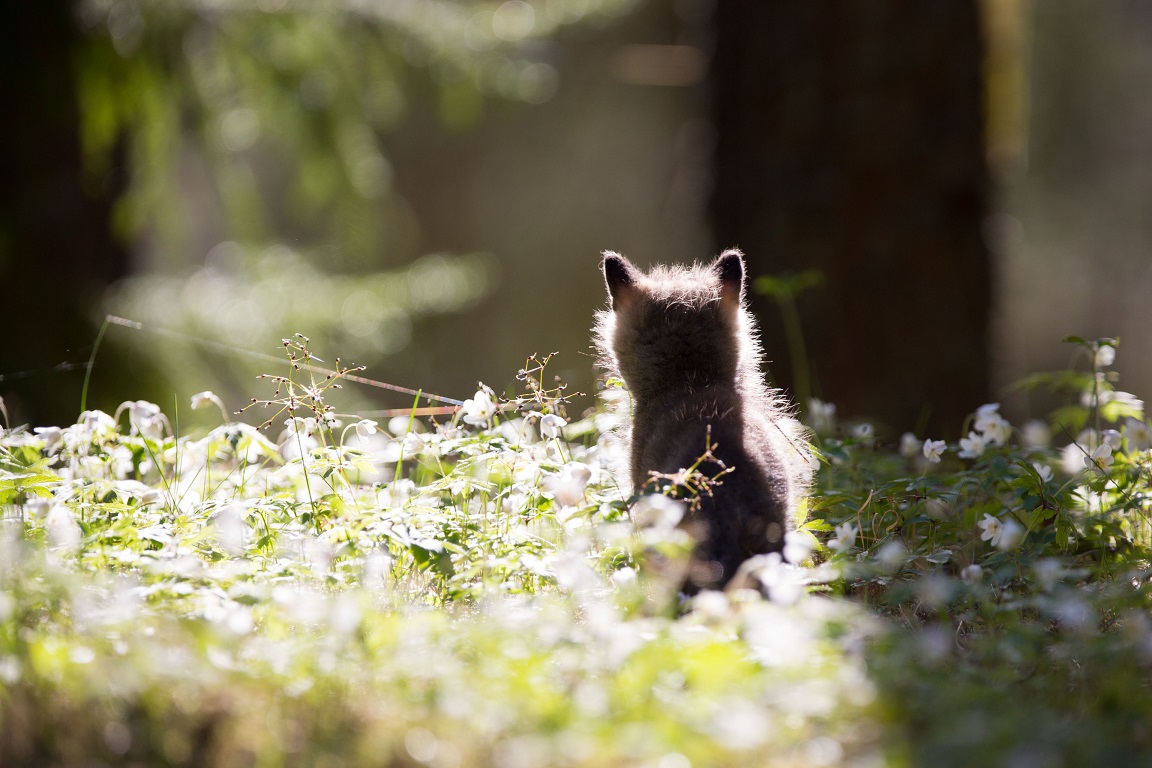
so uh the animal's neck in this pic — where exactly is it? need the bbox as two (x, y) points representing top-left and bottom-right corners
(631, 378), (738, 411)
(629, 370), (735, 403)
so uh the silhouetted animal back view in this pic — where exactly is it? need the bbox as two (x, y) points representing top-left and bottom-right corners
(594, 249), (812, 589)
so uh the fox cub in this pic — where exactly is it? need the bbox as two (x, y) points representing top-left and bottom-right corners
(595, 249), (812, 589)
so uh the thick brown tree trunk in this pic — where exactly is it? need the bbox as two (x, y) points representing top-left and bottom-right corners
(0, 2), (130, 426)
(710, 1), (990, 436)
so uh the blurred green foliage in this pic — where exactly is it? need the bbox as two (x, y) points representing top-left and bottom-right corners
(78, 0), (637, 261)
(68, 0), (642, 417)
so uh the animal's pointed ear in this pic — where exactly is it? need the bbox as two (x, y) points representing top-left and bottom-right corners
(602, 251), (640, 309)
(713, 249), (745, 308)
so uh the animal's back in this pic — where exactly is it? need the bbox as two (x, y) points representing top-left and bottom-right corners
(595, 249), (812, 589)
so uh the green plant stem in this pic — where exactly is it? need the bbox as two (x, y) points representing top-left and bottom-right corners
(394, 391), (422, 487)
(80, 316), (112, 413)
(776, 293), (811, 409)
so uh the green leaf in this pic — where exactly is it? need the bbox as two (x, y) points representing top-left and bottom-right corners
(410, 542), (454, 577)
(924, 550), (952, 564)
(753, 270), (824, 298)
(799, 518), (833, 533)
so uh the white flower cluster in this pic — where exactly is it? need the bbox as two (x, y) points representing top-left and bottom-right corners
(922, 439), (947, 464)
(461, 386), (498, 426)
(807, 398), (837, 436)
(959, 403), (1011, 459)
(1058, 419), (1152, 476)
(908, 403), (1013, 466)
(829, 521), (858, 553)
(118, 400), (170, 441)
(977, 513), (1024, 551)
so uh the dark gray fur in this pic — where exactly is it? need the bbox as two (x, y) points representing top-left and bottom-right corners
(595, 249), (813, 589)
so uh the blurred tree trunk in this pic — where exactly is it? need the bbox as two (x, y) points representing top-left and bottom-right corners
(710, 1), (990, 436)
(0, 2), (130, 426)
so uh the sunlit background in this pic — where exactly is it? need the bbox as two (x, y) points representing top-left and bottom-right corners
(3, 0), (1152, 437)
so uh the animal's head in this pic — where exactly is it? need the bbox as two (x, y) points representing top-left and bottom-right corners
(599, 250), (748, 395)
